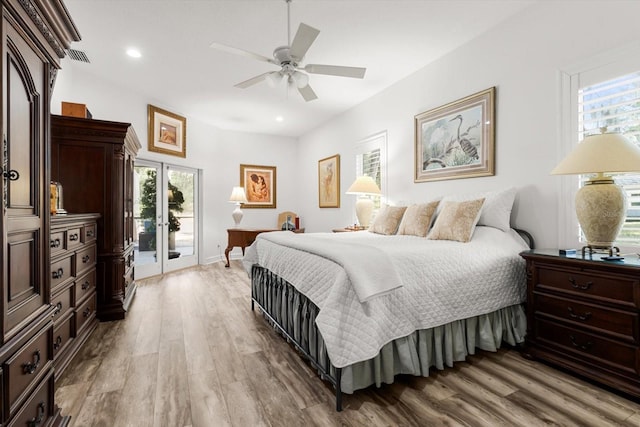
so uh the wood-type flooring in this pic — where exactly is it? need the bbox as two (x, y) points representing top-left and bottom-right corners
(55, 261), (640, 426)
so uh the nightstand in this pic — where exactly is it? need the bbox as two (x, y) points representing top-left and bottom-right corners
(520, 249), (640, 399)
(332, 226), (366, 233)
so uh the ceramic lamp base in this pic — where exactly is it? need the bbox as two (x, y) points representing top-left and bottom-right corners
(232, 204), (244, 227)
(355, 197), (374, 228)
(575, 177), (626, 248)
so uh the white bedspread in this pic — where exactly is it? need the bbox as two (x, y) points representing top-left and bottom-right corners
(243, 227), (528, 368)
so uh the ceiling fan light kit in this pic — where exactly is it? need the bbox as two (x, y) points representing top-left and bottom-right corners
(210, 0), (366, 102)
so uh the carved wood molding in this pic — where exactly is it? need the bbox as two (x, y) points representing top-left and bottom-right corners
(17, 0), (65, 57)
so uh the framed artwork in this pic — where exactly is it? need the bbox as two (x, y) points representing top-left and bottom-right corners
(147, 104), (187, 158)
(318, 154), (340, 208)
(240, 164), (276, 208)
(414, 87), (495, 182)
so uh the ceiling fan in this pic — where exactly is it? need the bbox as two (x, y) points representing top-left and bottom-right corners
(210, 0), (366, 102)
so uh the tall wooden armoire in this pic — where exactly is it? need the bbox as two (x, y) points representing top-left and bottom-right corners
(51, 115), (141, 321)
(0, 0), (80, 425)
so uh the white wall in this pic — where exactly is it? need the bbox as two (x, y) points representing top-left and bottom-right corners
(52, 64), (298, 264)
(297, 1), (640, 248)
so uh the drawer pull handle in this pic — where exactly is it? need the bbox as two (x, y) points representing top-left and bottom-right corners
(569, 335), (593, 351)
(53, 302), (63, 316)
(22, 350), (41, 374)
(87, 230), (94, 237)
(27, 402), (45, 427)
(81, 281), (91, 290)
(83, 307), (92, 318)
(53, 336), (63, 350)
(50, 238), (61, 248)
(52, 268), (64, 279)
(82, 255), (91, 263)
(567, 306), (591, 321)
(69, 233), (79, 241)
(569, 277), (592, 290)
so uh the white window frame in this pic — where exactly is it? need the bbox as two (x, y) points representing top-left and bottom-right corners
(559, 42), (640, 251)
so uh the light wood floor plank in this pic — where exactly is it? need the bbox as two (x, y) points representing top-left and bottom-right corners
(54, 261), (640, 426)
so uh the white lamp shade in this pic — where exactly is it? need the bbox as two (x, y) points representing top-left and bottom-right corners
(229, 186), (247, 203)
(346, 176), (381, 195)
(551, 133), (640, 175)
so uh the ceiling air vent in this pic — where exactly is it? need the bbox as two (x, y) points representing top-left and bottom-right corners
(67, 49), (90, 63)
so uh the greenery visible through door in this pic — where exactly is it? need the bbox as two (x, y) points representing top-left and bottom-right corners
(139, 169), (184, 250)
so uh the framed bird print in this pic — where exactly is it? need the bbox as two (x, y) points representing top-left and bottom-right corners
(414, 87), (495, 182)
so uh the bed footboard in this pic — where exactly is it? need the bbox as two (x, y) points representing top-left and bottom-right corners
(250, 264), (343, 411)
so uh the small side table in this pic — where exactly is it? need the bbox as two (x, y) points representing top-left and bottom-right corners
(332, 226), (366, 233)
(225, 227), (305, 267)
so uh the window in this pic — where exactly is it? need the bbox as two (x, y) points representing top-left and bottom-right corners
(564, 51), (640, 248)
(354, 131), (387, 209)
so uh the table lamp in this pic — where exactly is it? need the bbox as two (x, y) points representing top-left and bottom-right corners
(346, 176), (381, 228)
(551, 132), (640, 257)
(229, 186), (248, 227)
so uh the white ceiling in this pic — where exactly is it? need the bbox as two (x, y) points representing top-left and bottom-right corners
(63, 0), (535, 137)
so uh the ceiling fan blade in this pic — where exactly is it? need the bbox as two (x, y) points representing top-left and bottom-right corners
(289, 23), (320, 60)
(298, 84), (318, 102)
(234, 72), (272, 89)
(304, 64), (366, 79)
(210, 42), (277, 65)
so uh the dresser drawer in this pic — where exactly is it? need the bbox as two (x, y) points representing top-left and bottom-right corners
(52, 315), (73, 360)
(49, 231), (65, 257)
(51, 284), (74, 323)
(76, 294), (96, 334)
(83, 223), (97, 243)
(76, 269), (96, 304)
(535, 318), (639, 376)
(7, 372), (54, 427)
(535, 292), (639, 343)
(536, 266), (638, 308)
(76, 244), (96, 276)
(4, 324), (51, 414)
(51, 255), (73, 292)
(66, 227), (82, 250)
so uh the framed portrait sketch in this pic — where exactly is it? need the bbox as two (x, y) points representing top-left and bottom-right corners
(318, 154), (340, 208)
(414, 87), (495, 182)
(240, 164), (276, 208)
(147, 104), (187, 158)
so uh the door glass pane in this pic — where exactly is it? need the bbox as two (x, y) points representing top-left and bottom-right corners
(167, 169), (195, 259)
(134, 165), (158, 266)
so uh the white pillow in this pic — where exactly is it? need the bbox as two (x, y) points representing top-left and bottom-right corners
(440, 187), (516, 232)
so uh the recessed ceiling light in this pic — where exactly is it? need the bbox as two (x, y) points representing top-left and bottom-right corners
(126, 48), (141, 58)
(275, 116), (284, 122)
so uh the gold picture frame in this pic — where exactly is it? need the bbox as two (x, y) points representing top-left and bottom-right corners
(318, 154), (340, 208)
(414, 87), (495, 182)
(240, 164), (276, 209)
(147, 104), (187, 158)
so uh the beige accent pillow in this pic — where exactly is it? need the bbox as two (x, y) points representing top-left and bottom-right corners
(368, 205), (407, 235)
(428, 198), (485, 242)
(397, 201), (440, 237)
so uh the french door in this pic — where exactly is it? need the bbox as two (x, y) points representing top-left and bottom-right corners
(134, 160), (199, 278)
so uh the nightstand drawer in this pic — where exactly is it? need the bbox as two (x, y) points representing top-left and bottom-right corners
(535, 293), (638, 343)
(536, 318), (639, 376)
(536, 267), (637, 307)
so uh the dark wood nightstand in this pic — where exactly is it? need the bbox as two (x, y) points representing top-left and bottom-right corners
(520, 249), (640, 399)
(225, 227), (305, 267)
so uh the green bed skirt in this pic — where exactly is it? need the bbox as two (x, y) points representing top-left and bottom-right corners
(251, 265), (527, 394)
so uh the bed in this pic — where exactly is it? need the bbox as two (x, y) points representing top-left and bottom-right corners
(242, 189), (532, 411)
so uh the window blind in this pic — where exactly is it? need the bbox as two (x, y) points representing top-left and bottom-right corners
(578, 71), (640, 244)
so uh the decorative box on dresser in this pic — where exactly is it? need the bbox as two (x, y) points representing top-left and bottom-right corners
(50, 214), (99, 379)
(0, 0), (80, 425)
(51, 115), (141, 321)
(521, 249), (640, 399)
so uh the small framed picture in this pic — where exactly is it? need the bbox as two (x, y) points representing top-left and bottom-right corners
(147, 104), (187, 158)
(318, 154), (340, 208)
(240, 164), (276, 208)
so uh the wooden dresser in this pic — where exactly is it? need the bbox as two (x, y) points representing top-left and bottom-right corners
(521, 249), (640, 399)
(50, 214), (99, 379)
(0, 0), (80, 425)
(51, 116), (141, 321)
